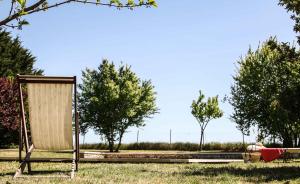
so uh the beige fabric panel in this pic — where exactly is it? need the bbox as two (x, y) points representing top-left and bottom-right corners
(27, 83), (73, 150)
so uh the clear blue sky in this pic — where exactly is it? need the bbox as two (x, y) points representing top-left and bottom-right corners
(1, 1), (296, 143)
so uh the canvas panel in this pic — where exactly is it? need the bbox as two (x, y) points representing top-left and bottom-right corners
(27, 83), (73, 150)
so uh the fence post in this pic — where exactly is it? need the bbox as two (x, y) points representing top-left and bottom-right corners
(169, 129), (172, 150)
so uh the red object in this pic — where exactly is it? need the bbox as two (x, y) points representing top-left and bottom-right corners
(260, 148), (285, 162)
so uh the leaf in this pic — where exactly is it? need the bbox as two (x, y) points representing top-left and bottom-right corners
(127, 0), (135, 6)
(19, 19), (29, 25)
(147, 0), (157, 7)
(139, 0), (144, 5)
(17, 0), (26, 8)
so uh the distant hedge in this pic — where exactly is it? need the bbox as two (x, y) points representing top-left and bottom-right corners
(80, 142), (284, 152)
(80, 142), (232, 152)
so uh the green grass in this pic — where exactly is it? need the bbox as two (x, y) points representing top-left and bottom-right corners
(0, 149), (72, 158)
(1, 149), (299, 183)
(1, 161), (300, 183)
(0, 149), (222, 159)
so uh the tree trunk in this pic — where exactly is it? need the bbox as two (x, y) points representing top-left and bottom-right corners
(242, 133), (245, 152)
(282, 136), (293, 148)
(199, 129), (204, 151)
(202, 131), (205, 147)
(83, 134), (85, 145)
(115, 132), (124, 152)
(108, 140), (114, 152)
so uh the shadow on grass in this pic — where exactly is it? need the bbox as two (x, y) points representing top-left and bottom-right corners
(0, 169), (71, 177)
(181, 165), (300, 183)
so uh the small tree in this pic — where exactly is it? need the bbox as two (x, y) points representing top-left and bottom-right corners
(191, 90), (223, 151)
(78, 59), (158, 152)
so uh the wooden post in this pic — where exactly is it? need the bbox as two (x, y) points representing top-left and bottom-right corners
(74, 76), (79, 171)
(17, 76), (22, 163)
(17, 75), (31, 173)
(169, 129), (172, 149)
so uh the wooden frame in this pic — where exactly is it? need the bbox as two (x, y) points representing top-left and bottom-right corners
(14, 75), (79, 179)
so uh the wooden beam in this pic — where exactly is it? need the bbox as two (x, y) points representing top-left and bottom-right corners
(17, 78), (31, 173)
(13, 145), (34, 179)
(17, 76), (22, 163)
(74, 76), (79, 171)
(18, 75), (75, 84)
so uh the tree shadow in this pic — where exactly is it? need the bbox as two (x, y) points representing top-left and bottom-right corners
(0, 169), (71, 177)
(181, 165), (300, 183)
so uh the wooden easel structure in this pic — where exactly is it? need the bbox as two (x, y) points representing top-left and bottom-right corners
(14, 75), (79, 179)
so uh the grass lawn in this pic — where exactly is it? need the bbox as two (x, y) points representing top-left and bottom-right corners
(0, 149), (299, 183)
(0, 161), (299, 184)
(0, 149), (223, 159)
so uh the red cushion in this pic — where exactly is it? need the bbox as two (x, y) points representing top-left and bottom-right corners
(260, 148), (284, 162)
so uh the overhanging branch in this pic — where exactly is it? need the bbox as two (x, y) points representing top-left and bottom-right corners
(0, 0), (155, 27)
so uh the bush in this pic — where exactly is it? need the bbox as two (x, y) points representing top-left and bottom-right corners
(0, 78), (21, 148)
(80, 142), (248, 152)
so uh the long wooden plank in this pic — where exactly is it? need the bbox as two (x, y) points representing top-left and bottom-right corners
(18, 75), (75, 84)
(1, 157), (244, 164)
(18, 81), (31, 172)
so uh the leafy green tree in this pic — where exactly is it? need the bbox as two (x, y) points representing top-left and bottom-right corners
(230, 38), (300, 147)
(78, 59), (158, 152)
(0, 30), (43, 76)
(191, 90), (223, 151)
(0, 0), (157, 29)
(279, 0), (300, 44)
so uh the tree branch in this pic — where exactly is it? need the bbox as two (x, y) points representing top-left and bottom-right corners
(0, 0), (46, 26)
(9, 0), (15, 17)
(0, 0), (154, 27)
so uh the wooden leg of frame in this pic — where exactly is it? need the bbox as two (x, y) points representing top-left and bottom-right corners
(71, 160), (75, 179)
(13, 145), (34, 179)
(70, 150), (76, 179)
(75, 149), (78, 171)
(27, 160), (32, 173)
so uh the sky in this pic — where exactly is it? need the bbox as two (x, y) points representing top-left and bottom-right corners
(0, 0), (296, 144)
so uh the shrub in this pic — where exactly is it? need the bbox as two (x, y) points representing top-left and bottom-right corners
(80, 142), (249, 152)
(0, 78), (22, 148)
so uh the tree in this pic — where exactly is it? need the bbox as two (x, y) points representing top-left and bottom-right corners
(0, 77), (24, 148)
(279, 0), (300, 44)
(191, 90), (223, 151)
(0, 0), (157, 29)
(230, 38), (300, 147)
(78, 59), (158, 152)
(0, 29), (42, 147)
(0, 30), (43, 77)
